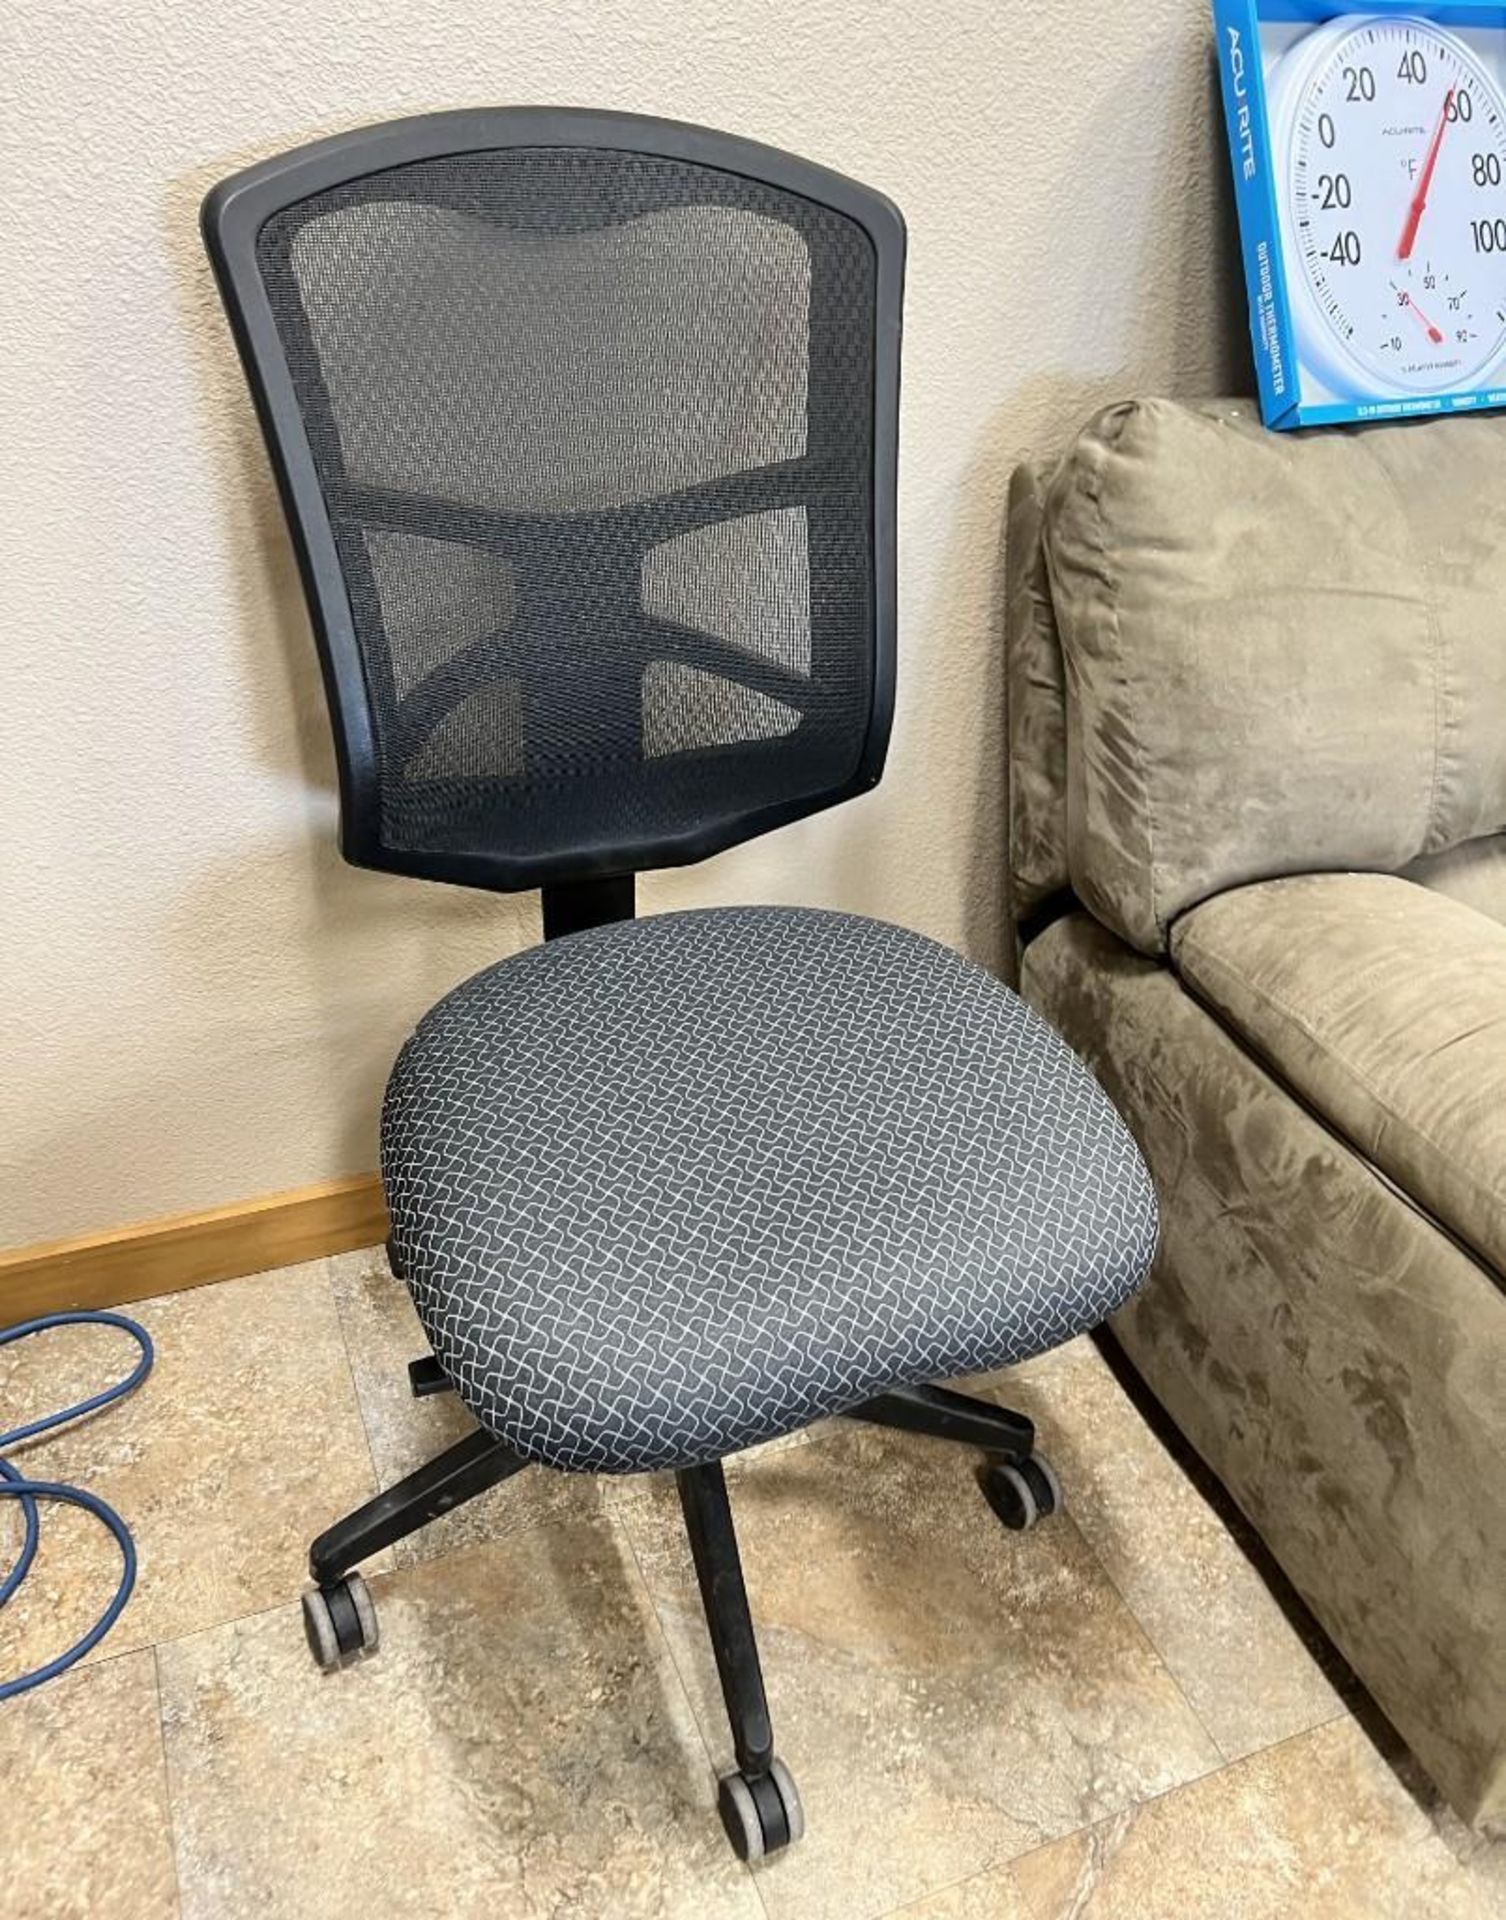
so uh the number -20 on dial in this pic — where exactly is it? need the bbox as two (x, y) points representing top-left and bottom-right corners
(1269, 13), (1506, 396)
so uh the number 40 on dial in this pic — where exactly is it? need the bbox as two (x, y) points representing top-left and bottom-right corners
(1268, 11), (1506, 396)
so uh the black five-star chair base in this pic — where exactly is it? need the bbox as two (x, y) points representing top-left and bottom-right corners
(301, 1318), (1058, 1864)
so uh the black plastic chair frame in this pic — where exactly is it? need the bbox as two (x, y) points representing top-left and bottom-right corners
(201, 107), (904, 893)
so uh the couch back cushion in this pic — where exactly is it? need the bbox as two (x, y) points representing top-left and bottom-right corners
(1405, 834), (1506, 930)
(1042, 398), (1506, 954)
(1004, 458), (1071, 938)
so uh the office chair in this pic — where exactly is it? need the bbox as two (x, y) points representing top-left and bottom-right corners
(201, 109), (1157, 1862)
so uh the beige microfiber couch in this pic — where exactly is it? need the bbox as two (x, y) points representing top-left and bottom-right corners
(1007, 397), (1506, 1830)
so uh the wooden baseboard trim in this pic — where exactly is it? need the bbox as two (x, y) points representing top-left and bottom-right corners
(0, 1175), (389, 1321)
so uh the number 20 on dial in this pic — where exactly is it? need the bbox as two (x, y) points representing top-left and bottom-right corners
(1269, 13), (1506, 395)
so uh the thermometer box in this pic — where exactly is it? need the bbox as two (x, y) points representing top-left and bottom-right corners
(1214, 0), (1506, 427)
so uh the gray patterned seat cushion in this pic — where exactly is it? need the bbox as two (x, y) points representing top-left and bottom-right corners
(382, 907), (1157, 1473)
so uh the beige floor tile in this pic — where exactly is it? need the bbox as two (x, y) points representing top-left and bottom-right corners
(886, 1864), (1036, 1919)
(329, 1246), (606, 1561)
(156, 1512), (763, 1920)
(616, 1418), (1222, 1920)
(969, 1341), (1344, 1761)
(950, 1716), (1506, 1920)
(0, 1263), (377, 1673)
(0, 1649), (179, 1920)
(1374, 1737), (1506, 1907)
(14, 1256), (1502, 1920)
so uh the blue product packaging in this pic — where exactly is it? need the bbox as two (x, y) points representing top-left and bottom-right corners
(1213, 0), (1506, 424)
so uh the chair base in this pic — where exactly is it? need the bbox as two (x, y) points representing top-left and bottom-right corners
(302, 1349), (1059, 1859)
(308, 1423), (528, 1588)
(843, 1379), (1036, 1457)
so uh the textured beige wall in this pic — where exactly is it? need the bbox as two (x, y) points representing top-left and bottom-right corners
(0, 0), (1246, 1246)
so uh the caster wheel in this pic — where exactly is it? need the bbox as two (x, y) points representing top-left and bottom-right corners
(302, 1573), (379, 1669)
(979, 1453), (1062, 1532)
(716, 1756), (804, 1861)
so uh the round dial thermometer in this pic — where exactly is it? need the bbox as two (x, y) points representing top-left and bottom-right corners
(1269, 13), (1506, 396)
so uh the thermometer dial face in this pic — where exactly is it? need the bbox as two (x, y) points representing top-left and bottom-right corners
(1272, 15), (1506, 395)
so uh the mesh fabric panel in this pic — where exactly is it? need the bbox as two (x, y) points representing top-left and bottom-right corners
(256, 147), (877, 867)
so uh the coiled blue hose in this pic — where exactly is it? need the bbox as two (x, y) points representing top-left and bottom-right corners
(0, 1310), (154, 1700)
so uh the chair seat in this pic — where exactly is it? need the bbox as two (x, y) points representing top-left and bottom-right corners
(382, 907), (1157, 1473)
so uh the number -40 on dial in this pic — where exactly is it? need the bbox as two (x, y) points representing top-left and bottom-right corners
(1269, 13), (1506, 396)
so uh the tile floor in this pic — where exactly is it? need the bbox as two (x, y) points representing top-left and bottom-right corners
(4, 1248), (1503, 1920)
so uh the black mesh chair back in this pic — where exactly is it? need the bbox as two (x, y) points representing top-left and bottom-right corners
(203, 110), (904, 890)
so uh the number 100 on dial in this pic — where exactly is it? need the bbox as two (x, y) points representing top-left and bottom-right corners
(1216, 3), (1506, 425)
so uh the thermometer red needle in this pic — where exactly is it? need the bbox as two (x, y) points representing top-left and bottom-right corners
(1400, 290), (1445, 343)
(1398, 87), (1455, 260)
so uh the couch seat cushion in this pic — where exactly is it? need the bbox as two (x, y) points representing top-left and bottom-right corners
(1171, 874), (1506, 1275)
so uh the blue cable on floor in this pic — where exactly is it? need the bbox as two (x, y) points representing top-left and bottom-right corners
(0, 1310), (154, 1701)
